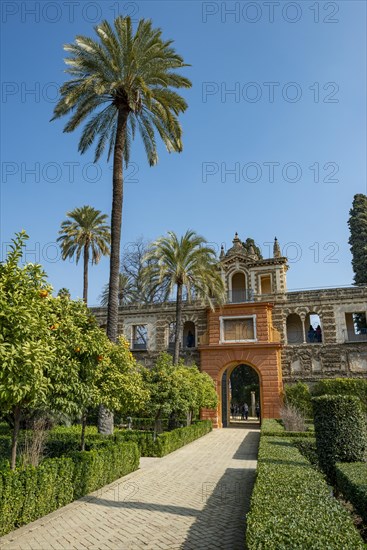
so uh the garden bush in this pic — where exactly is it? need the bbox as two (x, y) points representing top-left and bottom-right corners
(312, 395), (367, 479)
(261, 418), (314, 438)
(0, 440), (139, 536)
(115, 420), (212, 457)
(246, 437), (364, 549)
(312, 378), (367, 412)
(284, 381), (313, 417)
(335, 462), (367, 523)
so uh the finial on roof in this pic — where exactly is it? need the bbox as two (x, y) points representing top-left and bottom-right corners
(273, 237), (281, 258)
(220, 244), (225, 259)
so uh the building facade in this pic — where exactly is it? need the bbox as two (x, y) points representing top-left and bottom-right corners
(91, 234), (367, 428)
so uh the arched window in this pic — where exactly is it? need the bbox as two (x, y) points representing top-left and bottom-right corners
(305, 313), (322, 343)
(230, 272), (247, 303)
(286, 314), (303, 344)
(183, 321), (196, 348)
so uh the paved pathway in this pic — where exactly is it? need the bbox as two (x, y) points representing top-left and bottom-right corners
(0, 426), (260, 550)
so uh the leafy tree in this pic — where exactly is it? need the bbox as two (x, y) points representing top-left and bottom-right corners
(0, 232), (55, 469)
(173, 366), (217, 425)
(58, 206), (110, 304)
(52, 16), (191, 349)
(348, 193), (367, 285)
(143, 230), (225, 364)
(47, 297), (110, 450)
(141, 353), (180, 438)
(96, 336), (149, 422)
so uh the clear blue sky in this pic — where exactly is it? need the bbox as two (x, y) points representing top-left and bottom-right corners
(1, 1), (366, 305)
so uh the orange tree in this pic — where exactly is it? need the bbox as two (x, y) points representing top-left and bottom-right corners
(47, 295), (110, 450)
(0, 232), (55, 469)
(96, 336), (149, 431)
(173, 365), (218, 426)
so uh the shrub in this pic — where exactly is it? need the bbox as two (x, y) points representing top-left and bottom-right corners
(284, 382), (313, 417)
(246, 437), (364, 549)
(115, 420), (212, 457)
(312, 378), (367, 412)
(292, 438), (319, 468)
(335, 462), (367, 523)
(0, 441), (139, 536)
(261, 419), (314, 438)
(280, 404), (306, 432)
(312, 395), (367, 479)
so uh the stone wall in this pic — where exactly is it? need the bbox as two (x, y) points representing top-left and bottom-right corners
(90, 285), (367, 382)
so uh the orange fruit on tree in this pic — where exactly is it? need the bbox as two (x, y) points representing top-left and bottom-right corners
(39, 290), (48, 298)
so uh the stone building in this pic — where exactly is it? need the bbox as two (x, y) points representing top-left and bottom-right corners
(91, 233), (367, 427)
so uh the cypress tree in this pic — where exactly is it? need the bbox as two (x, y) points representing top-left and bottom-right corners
(348, 193), (367, 284)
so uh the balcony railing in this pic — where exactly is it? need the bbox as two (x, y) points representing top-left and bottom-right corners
(343, 329), (367, 343)
(131, 339), (148, 350)
(227, 289), (255, 304)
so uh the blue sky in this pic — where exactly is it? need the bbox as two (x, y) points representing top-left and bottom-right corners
(1, 1), (366, 305)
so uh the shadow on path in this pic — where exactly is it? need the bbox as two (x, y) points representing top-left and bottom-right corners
(182, 430), (260, 550)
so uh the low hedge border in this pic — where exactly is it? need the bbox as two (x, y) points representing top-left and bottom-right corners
(335, 462), (367, 523)
(115, 420), (213, 457)
(0, 440), (139, 537)
(261, 419), (315, 438)
(246, 436), (364, 549)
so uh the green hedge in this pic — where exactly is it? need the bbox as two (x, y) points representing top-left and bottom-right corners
(312, 378), (367, 412)
(116, 420), (212, 457)
(246, 437), (365, 549)
(284, 382), (313, 417)
(312, 395), (367, 479)
(335, 462), (367, 523)
(0, 440), (139, 537)
(292, 438), (319, 468)
(261, 419), (314, 438)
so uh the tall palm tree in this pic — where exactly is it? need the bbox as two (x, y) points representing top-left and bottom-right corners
(143, 230), (226, 364)
(58, 206), (110, 303)
(52, 16), (191, 346)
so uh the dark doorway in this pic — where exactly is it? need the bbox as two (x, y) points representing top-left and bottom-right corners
(222, 364), (260, 426)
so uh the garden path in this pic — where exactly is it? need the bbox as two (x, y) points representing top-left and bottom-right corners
(0, 426), (260, 550)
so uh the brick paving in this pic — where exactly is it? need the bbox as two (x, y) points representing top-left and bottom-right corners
(0, 426), (260, 550)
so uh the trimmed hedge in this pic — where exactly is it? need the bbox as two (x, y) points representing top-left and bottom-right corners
(261, 418), (314, 438)
(336, 462), (367, 523)
(312, 395), (367, 479)
(116, 420), (213, 457)
(246, 437), (365, 549)
(312, 378), (367, 412)
(0, 440), (139, 537)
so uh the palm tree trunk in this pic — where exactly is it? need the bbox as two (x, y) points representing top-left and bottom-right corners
(106, 107), (128, 343)
(100, 107), (129, 435)
(173, 283), (183, 365)
(83, 245), (89, 304)
(10, 405), (21, 470)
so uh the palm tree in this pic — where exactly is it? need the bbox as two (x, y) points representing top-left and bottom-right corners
(52, 16), (191, 346)
(58, 206), (110, 303)
(143, 230), (226, 364)
(99, 272), (134, 306)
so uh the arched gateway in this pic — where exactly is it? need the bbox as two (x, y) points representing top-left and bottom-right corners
(199, 300), (283, 427)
